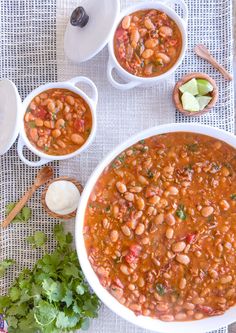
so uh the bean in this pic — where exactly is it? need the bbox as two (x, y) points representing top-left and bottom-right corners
(110, 287), (123, 300)
(138, 175), (149, 185)
(102, 218), (109, 229)
(176, 254), (190, 265)
(135, 223), (145, 235)
(130, 303), (142, 312)
(194, 312), (204, 320)
(138, 277), (145, 288)
(65, 95), (75, 106)
(35, 118), (44, 127)
(144, 17), (155, 30)
(175, 313), (187, 320)
(155, 52), (170, 64)
(37, 138), (45, 147)
(35, 96), (40, 104)
(39, 93), (48, 99)
(172, 241), (186, 253)
(226, 288), (235, 297)
(116, 181), (127, 193)
(124, 192), (134, 202)
(201, 206), (214, 217)
(47, 101), (55, 112)
(52, 129), (61, 138)
(156, 303), (168, 312)
(136, 197), (145, 210)
(144, 64), (153, 76)
(184, 302), (195, 310)
(160, 314), (174, 322)
(193, 297), (204, 305)
(129, 186), (142, 193)
(167, 46), (177, 58)
(120, 264), (130, 275)
(44, 120), (54, 129)
(144, 38), (159, 49)
(110, 230), (119, 242)
(166, 227), (174, 239)
(122, 15), (131, 29)
(29, 128), (38, 142)
(130, 28), (140, 47)
(142, 49), (154, 59)
(209, 269), (218, 279)
(149, 195), (160, 205)
(220, 276), (232, 284)
(165, 213), (176, 226)
(168, 186), (179, 195)
(121, 225), (131, 237)
(159, 26), (173, 37)
(219, 199), (230, 210)
(128, 283), (135, 291)
(213, 141), (222, 150)
(155, 213), (164, 225)
(142, 237), (149, 245)
(55, 118), (65, 129)
(71, 133), (84, 145)
(57, 140), (66, 148)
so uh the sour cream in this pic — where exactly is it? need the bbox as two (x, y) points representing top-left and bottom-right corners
(45, 180), (80, 215)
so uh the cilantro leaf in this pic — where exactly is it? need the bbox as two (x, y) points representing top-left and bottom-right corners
(0, 259), (15, 277)
(156, 283), (166, 296)
(176, 204), (187, 220)
(42, 279), (64, 302)
(34, 300), (58, 326)
(26, 231), (47, 248)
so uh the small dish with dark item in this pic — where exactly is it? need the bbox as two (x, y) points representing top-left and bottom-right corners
(173, 73), (218, 116)
(41, 177), (83, 219)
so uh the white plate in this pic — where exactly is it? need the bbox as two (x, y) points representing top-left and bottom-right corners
(75, 123), (236, 333)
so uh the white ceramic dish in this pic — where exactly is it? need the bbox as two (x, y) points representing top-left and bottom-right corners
(17, 76), (98, 167)
(107, 0), (188, 90)
(75, 123), (236, 333)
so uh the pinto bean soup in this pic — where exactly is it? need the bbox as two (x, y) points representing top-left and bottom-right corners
(24, 89), (92, 155)
(84, 132), (236, 322)
(114, 9), (182, 77)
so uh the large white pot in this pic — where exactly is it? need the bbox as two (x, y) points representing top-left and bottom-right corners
(17, 76), (98, 167)
(75, 123), (236, 333)
(107, 0), (188, 90)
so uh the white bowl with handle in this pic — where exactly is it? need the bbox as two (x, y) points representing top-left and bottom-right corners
(107, 0), (188, 90)
(17, 76), (98, 167)
(75, 123), (236, 333)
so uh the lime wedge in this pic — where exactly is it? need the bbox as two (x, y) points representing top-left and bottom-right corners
(196, 96), (212, 111)
(181, 92), (200, 112)
(179, 78), (199, 96)
(197, 79), (213, 95)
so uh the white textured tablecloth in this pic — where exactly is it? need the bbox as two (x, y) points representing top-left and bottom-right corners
(0, 0), (234, 332)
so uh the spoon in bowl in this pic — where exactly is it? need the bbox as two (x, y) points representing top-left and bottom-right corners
(194, 44), (233, 81)
(2, 166), (53, 228)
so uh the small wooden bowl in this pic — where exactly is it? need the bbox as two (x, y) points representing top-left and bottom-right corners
(41, 176), (83, 220)
(173, 72), (219, 116)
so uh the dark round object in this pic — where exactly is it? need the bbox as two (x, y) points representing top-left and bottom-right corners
(70, 7), (89, 28)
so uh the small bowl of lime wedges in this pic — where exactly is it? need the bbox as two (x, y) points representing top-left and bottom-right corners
(173, 72), (218, 116)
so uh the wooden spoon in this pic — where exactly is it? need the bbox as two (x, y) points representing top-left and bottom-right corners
(194, 44), (233, 81)
(2, 166), (53, 228)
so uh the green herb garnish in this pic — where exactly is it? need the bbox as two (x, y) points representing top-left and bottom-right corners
(0, 224), (100, 332)
(0, 259), (15, 278)
(26, 231), (47, 248)
(6, 202), (31, 223)
(187, 143), (198, 152)
(28, 121), (36, 128)
(156, 283), (165, 296)
(176, 204), (187, 220)
(230, 194), (236, 200)
(147, 170), (154, 179)
(105, 205), (111, 213)
(139, 139), (145, 144)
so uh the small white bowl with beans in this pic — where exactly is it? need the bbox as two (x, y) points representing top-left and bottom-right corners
(107, 0), (188, 90)
(75, 123), (236, 333)
(17, 76), (98, 167)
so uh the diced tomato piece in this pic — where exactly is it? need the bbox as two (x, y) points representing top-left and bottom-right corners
(114, 277), (124, 289)
(197, 305), (213, 315)
(37, 107), (47, 120)
(130, 244), (142, 257)
(115, 27), (125, 40)
(186, 233), (197, 244)
(74, 119), (85, 132)
(125, 252), (138, 265)
(168, 39), (177, 46)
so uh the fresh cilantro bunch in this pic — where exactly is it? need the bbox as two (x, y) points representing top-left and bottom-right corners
(0, 224), (100, 333)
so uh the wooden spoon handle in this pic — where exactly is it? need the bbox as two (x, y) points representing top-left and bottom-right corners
(194, 44), (233, 81)
(2, 185), (37, 228)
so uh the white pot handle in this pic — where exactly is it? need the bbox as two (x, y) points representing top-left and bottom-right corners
(17, 137), (50, 167)
(107, 58), (141, 90)
(68, 76), (98, 106)
(173, 0), (188, 25)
